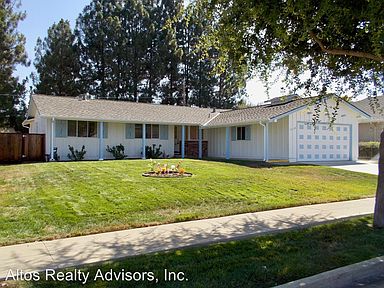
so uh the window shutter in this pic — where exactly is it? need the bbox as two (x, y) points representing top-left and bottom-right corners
(160, 125), (168, 140)
(245, 125), (251, 140)
(125, 124), (134, 139)
(231, 127), (236, 141)
(102, 123), (108, 139)
(55, 120), (67, 138)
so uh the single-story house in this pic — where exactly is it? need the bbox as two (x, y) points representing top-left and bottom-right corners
(24, 94), (370, 162)
(354, 96), (384, 142)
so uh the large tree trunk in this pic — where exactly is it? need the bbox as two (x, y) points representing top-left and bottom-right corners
(373, 130), (384, 228)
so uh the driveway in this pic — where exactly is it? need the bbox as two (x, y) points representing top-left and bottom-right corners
(303, 160), (378, 175)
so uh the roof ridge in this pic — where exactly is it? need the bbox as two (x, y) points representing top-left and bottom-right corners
(32, 94), (221, 111)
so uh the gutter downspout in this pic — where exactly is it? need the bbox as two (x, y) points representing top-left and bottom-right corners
(260, 121), (269, 162)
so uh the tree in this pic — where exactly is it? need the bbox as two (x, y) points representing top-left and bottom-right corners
(0, 0), (28, 131)
(34, 19), (81, 96)
(193, 0), (384, 225)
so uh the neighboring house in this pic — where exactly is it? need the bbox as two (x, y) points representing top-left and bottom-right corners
(24, 94), (369, 162)
(354, 96), (384, 142)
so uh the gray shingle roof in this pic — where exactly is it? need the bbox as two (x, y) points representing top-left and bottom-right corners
(205, 98), (312, 127)
(354, 96), (384, 120)
(31, 94), (221, 125)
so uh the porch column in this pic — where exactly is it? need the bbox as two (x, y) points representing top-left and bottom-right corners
(50, 117), (55, 161)
(98, 122), (104, 160)
(181, 125), (185, 159)
(225, 127), (230, 160)
(142, 123), (146, 159)
(198, 127), (203, 159)
(262, 122), (269, 162)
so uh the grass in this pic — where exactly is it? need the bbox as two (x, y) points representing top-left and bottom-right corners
(9, 216), (384, 288)
(0, 159), (376, 246)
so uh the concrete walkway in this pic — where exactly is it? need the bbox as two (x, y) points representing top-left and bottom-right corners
(0, 198), (375, 280)
(303, 160), (379, 175)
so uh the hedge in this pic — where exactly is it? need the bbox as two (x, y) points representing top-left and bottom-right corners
(359, 142), (380, 159)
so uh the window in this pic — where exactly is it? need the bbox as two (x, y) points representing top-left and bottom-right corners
(336, 127), (341, 131)
(307, 135), (311, 140)
(315, 154), (319, 159)
(135, 124), (142, 138)
(299, 135), (304, 139)
(237, 127), (246, 140)
(78, 121), (88, 137)
(88, 122), (97, 137)
(299, 144), (304, 149)
(322, 135), (326, 140)
(67, 121), (97, 138)
(307, 144), (312, 149)
(299, 124), (304, 130)
(322, 145), (326, 149)
(152, 125), (159, 139)
(329, 136), (334, 140)
(343, 127), (348, 132)
(146, 124), (152, 139)
(330, 145), (334, 149)
(135, 124), (160, 139)
(315, 145), (319, 149)
(315, 135), (319, 140)
(343, 136), (348, 140)
(68, 121), (77, 137)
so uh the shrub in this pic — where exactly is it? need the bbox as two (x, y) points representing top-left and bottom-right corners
(359, 142), (380, 159)
(145, 144), (163, 159)
(106, 144), (127, 160)
(67, 145), (86, 161)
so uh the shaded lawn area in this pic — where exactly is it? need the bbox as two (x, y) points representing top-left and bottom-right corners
(0, 159), (377, 246)
(11, 217), (384, 288)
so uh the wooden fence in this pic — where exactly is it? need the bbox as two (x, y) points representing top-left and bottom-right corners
(0, 133), (45, 163)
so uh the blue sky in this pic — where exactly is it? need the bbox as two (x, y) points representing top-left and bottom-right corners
(15, 0), (89, 82)
(15, 0), (281, 104)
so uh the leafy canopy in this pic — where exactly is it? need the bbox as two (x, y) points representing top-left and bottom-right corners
(194, 0), (383, 97)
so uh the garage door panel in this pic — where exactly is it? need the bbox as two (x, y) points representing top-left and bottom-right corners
(297, 122), (350, 162)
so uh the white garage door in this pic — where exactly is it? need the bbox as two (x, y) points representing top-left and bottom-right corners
(297, 122), (351, 161)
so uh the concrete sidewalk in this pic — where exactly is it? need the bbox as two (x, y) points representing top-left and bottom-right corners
(0, 198), (375, 279)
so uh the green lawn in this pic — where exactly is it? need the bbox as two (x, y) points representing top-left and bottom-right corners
(0, 159), (376, 246)
(11, 216), (384, 288)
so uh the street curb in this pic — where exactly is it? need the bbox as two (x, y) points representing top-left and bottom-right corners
(274, 256), (384, 288)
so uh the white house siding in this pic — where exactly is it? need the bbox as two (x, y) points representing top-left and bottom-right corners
(103, 122), (174, 159)
(207, 127), (226, 158)
(268, 117), (289, 160)
(47, 120), (175, 160)
(207, 124), (264, 159)
(288, 100), (360, 162)
(231, 124), (264, 159)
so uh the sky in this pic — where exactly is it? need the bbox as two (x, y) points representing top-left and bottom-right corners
(14, 0), (296, 105)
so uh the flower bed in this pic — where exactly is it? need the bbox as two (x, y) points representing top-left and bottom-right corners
(142, 171), (192, 178)
(143, 159), (192, 178)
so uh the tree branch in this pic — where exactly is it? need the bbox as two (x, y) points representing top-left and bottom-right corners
(309, 31), (383, 62)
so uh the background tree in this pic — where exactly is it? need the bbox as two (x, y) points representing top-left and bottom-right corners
(33, 19), (81, 96)
(0, 0), (28, 131)
(193, 0), (384, 226)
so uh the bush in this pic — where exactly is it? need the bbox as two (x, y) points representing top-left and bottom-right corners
(359, 142), (379, 159)
(67, 145), (86, 161)
(106, 144), (127, 160)
(145, 144), (163, 159)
